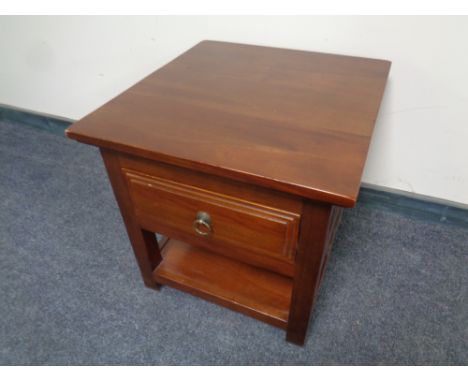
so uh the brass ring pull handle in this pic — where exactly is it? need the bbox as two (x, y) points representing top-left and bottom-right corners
(193, 211), (212, 236)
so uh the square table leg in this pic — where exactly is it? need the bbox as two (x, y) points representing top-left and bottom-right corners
(286, 202), (333, 345)
(100, 148), (162, 290)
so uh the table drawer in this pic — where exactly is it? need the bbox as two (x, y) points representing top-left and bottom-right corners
(123, 167), (300, 276)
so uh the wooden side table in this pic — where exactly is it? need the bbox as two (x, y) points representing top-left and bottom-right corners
(66, 41), (390, 345)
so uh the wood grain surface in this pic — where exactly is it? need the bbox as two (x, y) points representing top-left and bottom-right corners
(154, 238), (293, 328)
(100, 148), (162, 289)
(125, 169), (300, 266)
(119, 152), (302, 276)
(66, 40), (391, 207)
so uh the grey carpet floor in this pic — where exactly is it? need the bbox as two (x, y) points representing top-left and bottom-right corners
(0, 120), (467, 365)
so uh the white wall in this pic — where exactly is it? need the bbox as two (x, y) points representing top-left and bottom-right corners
(1, 16), (468, 206)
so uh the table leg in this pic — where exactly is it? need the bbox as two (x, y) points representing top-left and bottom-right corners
(100, 148), (162, 289)
(286, 201), (332, 345)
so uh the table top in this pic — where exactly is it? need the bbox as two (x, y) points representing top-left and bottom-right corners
(66, 40), (390, 207)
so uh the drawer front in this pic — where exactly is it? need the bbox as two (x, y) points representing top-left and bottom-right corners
(123, 168), (300, 274)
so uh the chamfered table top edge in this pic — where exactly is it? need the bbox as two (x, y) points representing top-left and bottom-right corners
(66, 128), (360, 207)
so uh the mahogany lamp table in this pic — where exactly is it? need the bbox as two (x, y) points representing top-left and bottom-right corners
(66, 41), (390, 345)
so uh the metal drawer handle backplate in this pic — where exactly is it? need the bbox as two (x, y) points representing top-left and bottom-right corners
(193, 211), (212, 236)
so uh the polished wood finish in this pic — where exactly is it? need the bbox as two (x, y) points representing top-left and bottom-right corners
(66, 40), (391, 207)
(100, 148), (162, 289)
(123, 167), (300, 274)
(154, 239), (292, 328)
(287, 202), (332, 345)
(119, 153), (302, 276)
(286, 204), (343, 345)
(66, 41), (390, 346)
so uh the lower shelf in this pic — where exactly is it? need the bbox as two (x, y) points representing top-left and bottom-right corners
(153, 239), (293, 329)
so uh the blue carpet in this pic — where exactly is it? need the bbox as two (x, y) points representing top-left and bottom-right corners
(0, 120), (467, 365)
